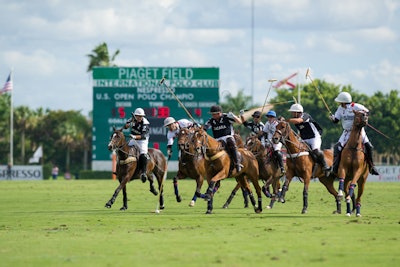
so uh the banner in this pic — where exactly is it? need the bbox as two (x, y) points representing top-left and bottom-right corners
(0, 165), (43, 180)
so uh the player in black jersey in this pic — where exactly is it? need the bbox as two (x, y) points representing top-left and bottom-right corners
(204, 105), (243, 172)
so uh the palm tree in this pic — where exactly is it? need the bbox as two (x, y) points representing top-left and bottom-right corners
(14, 106), (38, 163)
(86, 42), (120, 72)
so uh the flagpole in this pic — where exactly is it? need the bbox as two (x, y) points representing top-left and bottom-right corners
(10, 69), (14, 166)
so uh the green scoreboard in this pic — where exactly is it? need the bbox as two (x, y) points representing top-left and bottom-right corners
(92, 67), (219, 171)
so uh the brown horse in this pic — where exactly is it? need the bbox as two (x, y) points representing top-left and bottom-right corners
(105, 127), (167, 211)
(337, 110), (369, 217)
(192, 127), (262, 214)
(272, 121), (339, 214)
(245, 134), (284, 209)
(173, 127), (207, 207)
(174, 127), (249, 208)
(222, 134), (283, 209)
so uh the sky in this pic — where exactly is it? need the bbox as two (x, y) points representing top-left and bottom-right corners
(1, 0), (399, 116)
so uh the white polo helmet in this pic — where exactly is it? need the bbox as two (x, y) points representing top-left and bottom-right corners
(134, 108), (145, 116)
(335, 92), (352, 103)
(288, 103), (304, 113)
(163, 117), (176, 127)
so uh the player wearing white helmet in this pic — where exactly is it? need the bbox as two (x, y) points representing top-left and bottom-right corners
(164, 116), (194, 159)
(330, 92), (379, 175)
(124, 107), (150, 183)
(287, 103), (330, 176)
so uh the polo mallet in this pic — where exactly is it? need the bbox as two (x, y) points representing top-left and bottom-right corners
(155, 154), (170, 214)
(260, 79), (277, 115)
(305, 68), (333, 116)
(159, 77), (197, 123)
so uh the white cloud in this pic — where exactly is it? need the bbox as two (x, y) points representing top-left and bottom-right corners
(0, 0), (399, 114)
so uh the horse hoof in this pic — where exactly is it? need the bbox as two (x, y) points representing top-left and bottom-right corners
(266, 205), (272, 209)
(244, 204), (249, 208)
(255, 208), (262, 214)
(222, 204), (228, 209)
(105, 203), (111, 208)
(160, 206), (165, 210)
(205, 210), (212, 214)
(346, 213), (351, 217)
(204, 194), (212, 201)
(176, 196), (182, 203)
(356, 213), (362, 217)
(189, 200), (195, 207)
(150, 188), (158, 196)
(301, 209), (307, 214)
(332, 210), (341, 214)
(120, 207), (127, 211)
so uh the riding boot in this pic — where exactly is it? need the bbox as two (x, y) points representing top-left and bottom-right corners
(365, 142), (379, 175)
(273, 150), (285, 175)
(332, 143), (342, 174)
(227, 138), (241, 172)
(314, 149), (330, 176)
(139, 153), (148, 183)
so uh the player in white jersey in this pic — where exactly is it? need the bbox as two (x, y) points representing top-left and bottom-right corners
(163, 117), (194, 159)
(330, 92), (379, 175)
(261, 110), (285, 175)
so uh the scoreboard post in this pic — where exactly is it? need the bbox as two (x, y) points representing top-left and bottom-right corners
(92, 67), (219, 171)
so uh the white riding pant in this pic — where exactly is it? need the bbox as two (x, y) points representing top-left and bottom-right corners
(128, 139), (149, 154)
(303, 136), (321, 151)
(338, 128), (369, 148)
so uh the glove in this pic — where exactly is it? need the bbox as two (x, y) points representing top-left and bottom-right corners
(227, 112), (235, 119)
(130, 134), (136, 140)
(329, 115), (335, 122)
(239, 109), (245, 116)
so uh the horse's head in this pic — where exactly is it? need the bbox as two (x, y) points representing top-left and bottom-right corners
(245, 134), (262, 153)
(272, 121), (289, 144)
(108, 127), (126, 151)
(192, 127), (207, 154)
(353, 110), (368, 128)
(177, 127), (193, 152)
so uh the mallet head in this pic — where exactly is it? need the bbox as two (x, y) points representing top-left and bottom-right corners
(159, 77), (166, 85)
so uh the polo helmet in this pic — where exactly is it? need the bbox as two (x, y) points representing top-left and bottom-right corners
(134, 108), (146, 116)
(163, 117), (176, 127)
(335, 92), (352, 103)
(288, 103), (304, 113)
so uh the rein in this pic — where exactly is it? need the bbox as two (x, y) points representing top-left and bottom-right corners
(274, 126), (309, 159)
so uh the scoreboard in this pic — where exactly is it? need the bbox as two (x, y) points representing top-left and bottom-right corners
(92, 67), (219, 171)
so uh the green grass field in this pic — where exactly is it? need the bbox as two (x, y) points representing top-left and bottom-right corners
(0, 178), (399, 267)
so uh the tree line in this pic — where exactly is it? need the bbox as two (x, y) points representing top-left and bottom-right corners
(222, 81), (400, 165)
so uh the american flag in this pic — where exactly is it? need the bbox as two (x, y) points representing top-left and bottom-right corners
(1, 73), (13, 94)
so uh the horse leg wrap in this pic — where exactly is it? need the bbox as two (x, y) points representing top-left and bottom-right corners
(262, 185), (272, 198)
(205, 181), (216, 200)
(242, 189), (249, 207)
(348, 183), (356, 198)
(338, 178), (344, 191)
